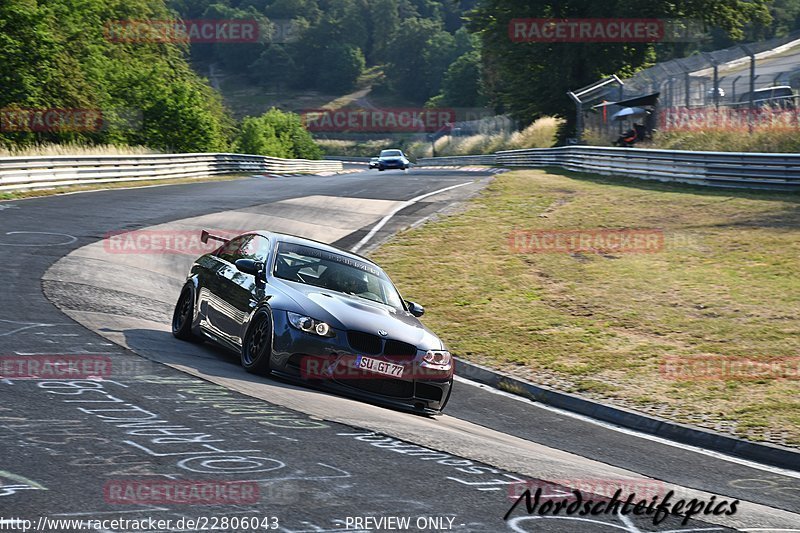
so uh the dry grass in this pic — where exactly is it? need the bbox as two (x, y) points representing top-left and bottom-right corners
(505, 117), (563, 149)
(650, 108), (800, 152)
(653, 127), (800, 152)
(0, 143), (159, 157)
(436, 117), (562, 155)
(404, 117), (563, 158)
(582, 128), (614, 147)
(370, 169), (800, 446)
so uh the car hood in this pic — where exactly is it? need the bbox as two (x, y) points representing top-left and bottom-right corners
(272, 279), (443, 350)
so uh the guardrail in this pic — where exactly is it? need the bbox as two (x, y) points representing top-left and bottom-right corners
(497, 146), (800, 190)
(324, 156), (372, 163)
(0, 153), (343, 192)
(417, 154), (497, 166)
(421, 147), (800, 190)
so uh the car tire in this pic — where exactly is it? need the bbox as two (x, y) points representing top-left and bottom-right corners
(241, 312), (273, 375)
(172, 286), (203, 343)
(378, 168), (384, 171)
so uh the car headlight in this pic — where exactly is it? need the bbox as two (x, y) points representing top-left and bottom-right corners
(287, 312), (336, 338)
(421, 350), (451, 368)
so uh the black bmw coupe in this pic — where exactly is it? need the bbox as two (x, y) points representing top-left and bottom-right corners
(172, 230), (453, 413)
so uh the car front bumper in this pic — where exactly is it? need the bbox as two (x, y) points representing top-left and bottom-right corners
(270, 311), (453, 412)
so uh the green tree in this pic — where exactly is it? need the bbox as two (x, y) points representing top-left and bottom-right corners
(263, 0), (322, 22)
(140, 79), (232, 152)
(385, 18), (457, 102)
(236, 115), (289, 156)
(0, 0), (234, 151)
(287, 0), (368, 89)
(317, 43), (365, 93)
(364, 0), (400, 63)
(193, 3), (268, 71)
(235, 108), (321, 158)
(428, 50), (484, 107)
(250, 45), (296, 88)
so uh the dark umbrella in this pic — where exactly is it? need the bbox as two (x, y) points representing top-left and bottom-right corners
(611, 107), (648, 121)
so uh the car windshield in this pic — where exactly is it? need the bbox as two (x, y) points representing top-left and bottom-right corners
(273, 242), (404, 310)
(380, 150), (402, 157)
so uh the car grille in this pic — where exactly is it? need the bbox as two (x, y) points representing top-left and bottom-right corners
(347, 331), (418, 357)
(347, 331), (382, 354)
(384, 339), (417, 356)
(342, 378), (414, 398)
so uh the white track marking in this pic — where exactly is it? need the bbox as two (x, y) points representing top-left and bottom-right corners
(0, 319), (63, 337)
(0, 231), (77, 246)
(350, 181), (473, 253)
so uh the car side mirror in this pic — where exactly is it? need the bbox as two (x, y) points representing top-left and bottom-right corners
(235, 259), (264, 278)
(405, 300), (424, 317)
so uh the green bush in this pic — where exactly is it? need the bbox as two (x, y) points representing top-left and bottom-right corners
(235, 108), (322, 159)
(0, 0), (233, 152)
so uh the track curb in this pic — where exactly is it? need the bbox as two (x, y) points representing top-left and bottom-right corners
(454, 357), (800, 471)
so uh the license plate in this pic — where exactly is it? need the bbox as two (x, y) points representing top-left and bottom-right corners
(355, 356), (404, 378)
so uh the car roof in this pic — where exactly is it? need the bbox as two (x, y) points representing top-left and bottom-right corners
(738, 86), (794, 100)
(750, 86), (793, 93)
(247, 230), (378, 266)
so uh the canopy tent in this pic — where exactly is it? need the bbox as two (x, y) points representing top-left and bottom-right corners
(592, 92), (660, 109)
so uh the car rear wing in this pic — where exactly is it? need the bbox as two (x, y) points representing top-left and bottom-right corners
(200, 230), (230, 245)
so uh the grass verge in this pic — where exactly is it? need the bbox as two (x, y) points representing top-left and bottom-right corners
(369, 169), (800, 446)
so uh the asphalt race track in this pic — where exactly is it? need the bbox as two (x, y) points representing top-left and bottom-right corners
(1, 167), (799, 532)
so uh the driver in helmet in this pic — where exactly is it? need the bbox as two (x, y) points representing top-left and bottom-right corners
(328, 265), (367, 295)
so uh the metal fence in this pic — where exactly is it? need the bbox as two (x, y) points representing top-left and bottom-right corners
(626, 31), (800, 109)
(0, 153), (342, 192)
(572, 31), (800, 142)
(420, 147), (800, 191)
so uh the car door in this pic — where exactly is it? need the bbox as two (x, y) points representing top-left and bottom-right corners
(219, 234), (272, 347)
(200, 235), (251, 344)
